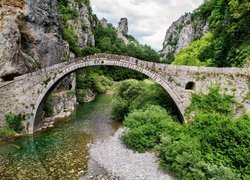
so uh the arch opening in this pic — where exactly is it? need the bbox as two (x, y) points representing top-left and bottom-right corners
(30, 58), (186, 133)
(185, 81), (195, 90)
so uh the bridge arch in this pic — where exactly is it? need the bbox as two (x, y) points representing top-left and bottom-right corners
(29, 55), (186, 133)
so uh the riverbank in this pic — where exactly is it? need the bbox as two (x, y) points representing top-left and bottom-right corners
(84, 128), (173, 180)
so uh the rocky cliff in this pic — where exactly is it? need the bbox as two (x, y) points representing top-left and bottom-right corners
(0, 0), (69, 81)
(161, 13), (208, 63)
(0, 0), (96, 126)
(0, 0), (95, 81)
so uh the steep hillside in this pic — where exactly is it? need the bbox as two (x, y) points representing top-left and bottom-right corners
(161, 13), (208, 63)
(161, 0), (250, 67)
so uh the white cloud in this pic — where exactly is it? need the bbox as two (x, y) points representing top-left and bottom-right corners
(91, 0), (203, 51)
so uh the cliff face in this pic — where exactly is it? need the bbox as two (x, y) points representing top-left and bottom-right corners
(0, 0), (95, 81)
(0, 0), (68, 81)
(65, 1), (95, 49)
(161, 13), (208, 62)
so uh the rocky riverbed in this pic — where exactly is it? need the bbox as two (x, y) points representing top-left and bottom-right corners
(82, 128), (173, 180)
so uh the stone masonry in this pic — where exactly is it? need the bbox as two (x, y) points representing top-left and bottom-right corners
(0, 53), (249, 133)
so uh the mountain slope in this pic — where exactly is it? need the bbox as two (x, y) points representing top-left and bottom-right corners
(161, 0), (250, 67)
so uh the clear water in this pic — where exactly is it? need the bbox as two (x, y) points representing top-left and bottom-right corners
(0, 94), (121, 179)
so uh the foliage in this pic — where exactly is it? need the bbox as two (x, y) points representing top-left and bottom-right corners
(111, 97), (129, 120)
(75, 67), (114, 103)
(43, 96), (53, 117)
(58, 5), (78, 22)
(186, 84), (235, 117)
(111, 79), (180, 121)
(246, 75), (250, 99)
(102, 67), (147, 81)
(160, 113), (250, 179)
(0, 127), (16, 140)
(76, 89), (87, 103)
(178, 0), (250, 67)
(114, 80), (250, 178)
(122, 105), (173, 152)
(81, 46), (101, 56)
(5, 112), (25, 133)
(62, 27), (82, 57)
(93, 23), (161, 62)
(173, 32), (214, 66)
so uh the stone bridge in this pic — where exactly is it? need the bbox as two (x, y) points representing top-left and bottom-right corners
(0, 53), (249, 133)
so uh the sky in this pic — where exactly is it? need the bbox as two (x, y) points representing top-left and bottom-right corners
(91, 0), (203, 51)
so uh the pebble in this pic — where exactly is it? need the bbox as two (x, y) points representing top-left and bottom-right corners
(84, 128), (173, 180)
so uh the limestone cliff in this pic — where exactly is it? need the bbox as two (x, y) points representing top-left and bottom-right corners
(65, 0), (95, 50)
(0, 0), (69, 81)
(0, 0), (95, 81)
(161, 13), (208, 63)
(0, 0), (96, 127)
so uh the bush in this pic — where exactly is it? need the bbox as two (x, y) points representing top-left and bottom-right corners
(115, 80), (250, 178)
(158, 85), (250, 178)
(5, 112), (25, 133)
(186, 85), (235, 118)
(111, 79), (180, 120)
(111, 97), (129, 120)
(76, 89), (87, 103)
(0, 127), (16, 140)
(76, 68), (114, 103)
(62, 28), (82, 57)
(122, 105), (173, 152)
(43, 96), (53, 117)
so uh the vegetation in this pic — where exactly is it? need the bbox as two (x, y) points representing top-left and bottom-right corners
(186, 85), (235, 118)
(0, 127), (16, 140)
(111, 79), (180, 121)
(111, 80), (250, 179)
(122, 105), (173, 153)
(76, 67), (114, 103)
(62, 27), (82, 57)
(5, 112), (25, 133)
(173, 32), (214, 66)
(173, 0), (250, 67)
(93, 23), (160, 62)
(43, 96), (53, 117)
(0, 112), (25, 140)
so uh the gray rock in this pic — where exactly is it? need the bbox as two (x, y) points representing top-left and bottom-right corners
(0, 0), (95, 80)
(87, 128), (173, 180)
(161, 13), (208, 61)
(100, 18), (108, 28)
(118, 18), (128, 34)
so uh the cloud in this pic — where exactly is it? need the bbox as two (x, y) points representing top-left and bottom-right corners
(91, 0), (203, 50)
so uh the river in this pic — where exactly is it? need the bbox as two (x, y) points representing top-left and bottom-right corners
(0, 94), (122, 179)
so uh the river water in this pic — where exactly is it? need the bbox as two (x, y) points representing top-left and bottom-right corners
(0, 95), (122, 179)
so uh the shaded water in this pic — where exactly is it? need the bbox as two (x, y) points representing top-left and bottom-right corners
(0, 95), (122, 179)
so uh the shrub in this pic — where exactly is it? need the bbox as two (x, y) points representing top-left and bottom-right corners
(76, 89), (87, 103)
(0, 127), (16, 140)
(186, 84), (235, 118)
(62, 28), (82, 57)
(111, 97), (129, 120)
(43, 96), (53, 117)
(122, 105), (173, 152)
(159, 86), (250, 178)
(111, 79), (179, 120)
(5, 112), (25, 133)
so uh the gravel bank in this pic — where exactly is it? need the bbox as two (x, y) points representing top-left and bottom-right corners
(85, 128), (173, 180)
